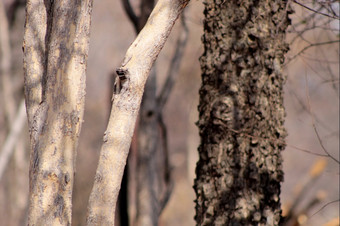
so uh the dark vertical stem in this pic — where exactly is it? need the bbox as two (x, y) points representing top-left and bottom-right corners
(118, 165), (130, 226)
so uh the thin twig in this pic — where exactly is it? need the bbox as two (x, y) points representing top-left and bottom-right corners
(287, 144), (330, 157)
(287, 82), (331, 132)
(227, 127), (330, 158)
(289, 5), (323, 29)
(310, 199), (340, 217)
(157, 13), (189, 110)
(312, 124), (340, 164)
(304, 74), (340, 164)
(158, 114), (174, 212)
(285, 40), (340, 65)
(293, 0), (340, 20)
(156, 12), (188, 212)
(288, 20), (332, 45)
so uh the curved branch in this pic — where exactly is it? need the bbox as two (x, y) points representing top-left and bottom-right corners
(293, 0), (340, 20)
(86, 1), (190, 225)
(285, 40), (340, 65)
(310, 199), (340, 217)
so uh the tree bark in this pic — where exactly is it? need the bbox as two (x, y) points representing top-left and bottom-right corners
(23, 1), (93, 225)
(194, 0), (291, 225)
(86, 0), (189, 225)
(121, 1), (189, 225)
(120, 2), (159, 225)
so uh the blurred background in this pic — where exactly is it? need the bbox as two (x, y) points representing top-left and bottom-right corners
(0, 0), (338, 225)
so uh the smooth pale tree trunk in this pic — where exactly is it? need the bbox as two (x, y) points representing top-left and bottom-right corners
(121, 1), (160, 225)
(121, 1), (188, 225)
(86, 0), (190, 225)
(123, 0), (163, 225)
(194, 0), (291, 225)
(23, 1), (93, 225)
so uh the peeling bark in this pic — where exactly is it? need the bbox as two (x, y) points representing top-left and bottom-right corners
(23, 1), (93, 225)
(86, 0), (189, 225)
(194, 0), (291, 225)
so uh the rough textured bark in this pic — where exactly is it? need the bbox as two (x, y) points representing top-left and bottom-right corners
(86, 0), (189, 225)
(23, 0), (93, 225)
(194, 0), (290, 225)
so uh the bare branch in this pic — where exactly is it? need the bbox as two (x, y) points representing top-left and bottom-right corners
(303, 74), (340, 164)
(286, 144), (330, 157)
(157, 13), (189, 110)
(312, 124), (340, 164)
(154, 13), (189, 213)
(285, 40), (340, 65)
(310, 199), (340, 217)
(293, 0), (340, 20)
(228, 127), (330, 158)
(286, 81), (332, 132)
(158, 114), (174, 212)
(86, 1), (189, 225)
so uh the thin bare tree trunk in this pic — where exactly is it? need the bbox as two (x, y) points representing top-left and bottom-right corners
(121, 1), (161, 225)
(121, 2), (188, 224)
(86, 1), (189, 225)
(120, 2), (157, 225)
(23, 1), (93, 225)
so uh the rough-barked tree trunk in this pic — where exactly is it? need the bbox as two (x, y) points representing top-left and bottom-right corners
(23, 1), (93, 225)
(194, 0), (291, 225)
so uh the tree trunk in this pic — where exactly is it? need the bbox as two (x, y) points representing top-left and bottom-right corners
(86, 1), (189, 225)
(121, 1), (188, 225)
(23, 1), (93, 225)
(120, 1), (161, 225)
(194, 0), (291, 225)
